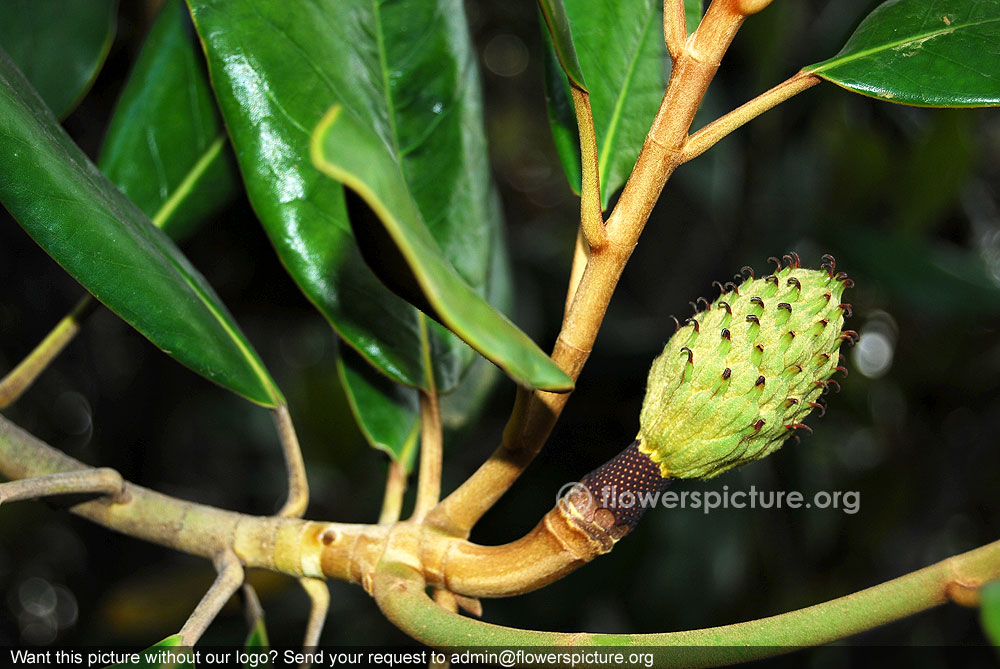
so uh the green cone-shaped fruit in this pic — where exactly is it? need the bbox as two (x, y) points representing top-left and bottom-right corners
(638, 256), (853, 479)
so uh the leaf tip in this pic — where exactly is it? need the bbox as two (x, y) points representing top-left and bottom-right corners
(532, 365), (574, 393)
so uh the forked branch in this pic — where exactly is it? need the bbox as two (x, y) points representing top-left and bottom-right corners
(0, 467), (123, 506)
(298, 577), (331, 648)
(379, 460), (408, 524)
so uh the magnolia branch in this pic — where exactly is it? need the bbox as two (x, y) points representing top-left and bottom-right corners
(374, 540), (1000, 661)
(427, 0), (751, 539)
(0, 412), (602, 599)
(2, 392), (997, 654)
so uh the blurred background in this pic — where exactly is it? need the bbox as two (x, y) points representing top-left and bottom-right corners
(0, 0), (998, 664)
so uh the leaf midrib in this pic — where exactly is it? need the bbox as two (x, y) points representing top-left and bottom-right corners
(150, 134), (225, 227)
(138, 136), (279, 404)
(809, 15), (1000, 73)
(4, 57), (279, 406)
(88, 142), (279, 405)
(370, 0), (441, 392)
(372, 0), (402, 161)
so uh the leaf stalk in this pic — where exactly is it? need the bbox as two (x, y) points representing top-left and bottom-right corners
(0, 294), (97, 408)
(273, 404), (310, 518)
(412, 390), (443, 521)
(682, 70), (821, 163)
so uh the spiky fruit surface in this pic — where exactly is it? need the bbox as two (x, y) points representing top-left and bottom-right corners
(638, 257), (852, 479)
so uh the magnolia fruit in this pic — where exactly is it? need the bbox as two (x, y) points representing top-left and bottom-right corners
(566, 254), (854, 539)
(638, 252), (854, 479)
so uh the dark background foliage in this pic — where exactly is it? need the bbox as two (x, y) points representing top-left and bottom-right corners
(0, 0), (998, 663)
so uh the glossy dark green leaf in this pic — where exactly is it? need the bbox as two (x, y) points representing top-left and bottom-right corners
(538, 0), (587, 90)
(807, 0), (1000, 107)
(341, 217), (513, 469)
(0, 49), (282, 407)
(0, 0), (117, 119)
(186, 0), (508, 393)
(542, 0), (669, 207)
(685, 0), (704, 33)
(313, 106), (572, 392)
(338, 345), (420, 472)
(108, 634), (193, 668)
(440, 227), (512, 435)
(99, 0), (238, 241)
(982, 580), (1000, 645)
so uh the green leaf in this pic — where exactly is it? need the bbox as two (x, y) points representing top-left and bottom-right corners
(98, 0), (239, 241)
(542, 17), (582, 197)
(0, 0), (117, 119)
(538, 0), (587, 90)
(185, 0), (489, 393)
(313, 106), (572, 392)
(340, 200), (513, 469)
(542, 0), (669, 207)
(685, 0), (704, 34)
(982, 580), (1000, 646)
(0, 48), (282, 407)
(807, 0), (1000, 107)
(108, 635), (194, 668)
(337, 345), (420, 473)
(189, 0), (568, 393)
(441, 215), (514, 434)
